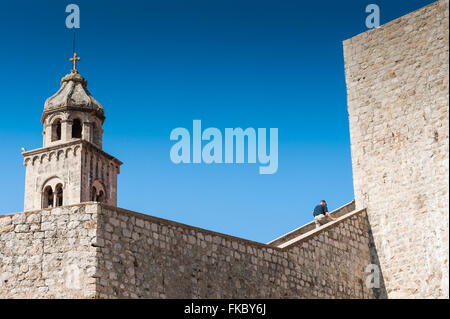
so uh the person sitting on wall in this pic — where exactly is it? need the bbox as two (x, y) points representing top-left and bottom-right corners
(313, 200), (336, 228)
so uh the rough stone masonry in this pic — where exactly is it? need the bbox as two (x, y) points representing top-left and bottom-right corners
(344, 0), (449, 299)
(0, 0), (449, 299)
(0, 203), (374, 298)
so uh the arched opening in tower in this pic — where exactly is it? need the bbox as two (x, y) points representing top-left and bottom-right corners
(97, 190), (104, 203)
(91, 186), (97, 202)
(55, 184), (63, 207)
(51, 119), (62, 142)
(72, 119), (82, 138)
(42, 186), (54, 208)
(91, 180), (106, 203)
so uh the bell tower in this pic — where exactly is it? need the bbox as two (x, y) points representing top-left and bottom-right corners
(22, 53), (122, 211)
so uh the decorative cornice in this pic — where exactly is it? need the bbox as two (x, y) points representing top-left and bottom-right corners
(22, 140), (122, 167)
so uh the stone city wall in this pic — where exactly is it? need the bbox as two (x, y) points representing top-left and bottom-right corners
(95, 204), (375, 299)
(268, 200), (355, 247)
(1, 203), (375, 298)
(0, 204), (99, 298)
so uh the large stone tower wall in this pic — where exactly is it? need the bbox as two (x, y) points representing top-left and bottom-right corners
(343, 0), (449, 298)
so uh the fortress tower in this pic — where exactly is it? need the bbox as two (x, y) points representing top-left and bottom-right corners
(22, 54), (122, 211)
(344, 0), (449, 298)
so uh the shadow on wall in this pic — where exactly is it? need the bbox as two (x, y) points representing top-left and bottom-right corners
(366, 216), (388, 299)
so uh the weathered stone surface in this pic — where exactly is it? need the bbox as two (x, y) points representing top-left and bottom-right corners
(343, 0), (449, 299)
(43, 72), (104, 121)
(0, 205), (98, 298)
(1, 0), (448, 300)
(22, 67), (122, 212)
(96, 204), (374, 299)
(0, 203), (375, 299)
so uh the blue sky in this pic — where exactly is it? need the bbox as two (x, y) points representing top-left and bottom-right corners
(0, 0), (435, 242)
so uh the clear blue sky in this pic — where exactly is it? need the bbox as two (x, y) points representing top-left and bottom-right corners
(0, 0), (435, 243)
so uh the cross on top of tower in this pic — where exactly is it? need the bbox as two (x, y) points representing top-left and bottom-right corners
(70, 52), (80, 73)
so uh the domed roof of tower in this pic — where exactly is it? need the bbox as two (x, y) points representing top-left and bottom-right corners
(42, 53), (105, 123)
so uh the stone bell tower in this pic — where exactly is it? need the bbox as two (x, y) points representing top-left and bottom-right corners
(22, 53), (122, 211)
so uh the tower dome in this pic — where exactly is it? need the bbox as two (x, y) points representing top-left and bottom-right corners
(40, 53), (106, 149)
(42, 70), (105, 123)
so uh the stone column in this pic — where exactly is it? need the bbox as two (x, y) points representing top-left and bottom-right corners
(98, 127), (104, 149)
(107, 163), (113, 205)
(43, 124), (52, 147)
(82, 122), (92, 143)
(42, 128), (46, 147)
(61, 119), (72, 142)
